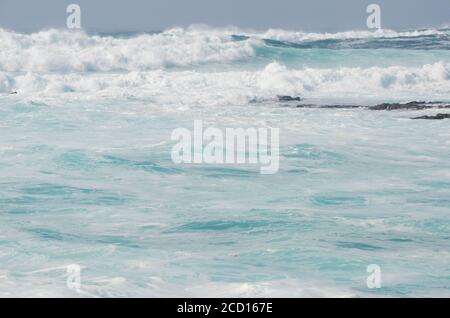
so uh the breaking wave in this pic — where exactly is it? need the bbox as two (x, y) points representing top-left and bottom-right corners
(1, 26), (449, 73)
(0, 26), (449, 102)
(0, 27), (257, 73)
(1, 62), (450, 103)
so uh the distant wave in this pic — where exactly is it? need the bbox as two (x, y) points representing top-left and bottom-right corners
(0, 26), (449, 73)
(0, 27), (257, 73)
(1, 26), (449, 102)
(255, 28), (448, 42)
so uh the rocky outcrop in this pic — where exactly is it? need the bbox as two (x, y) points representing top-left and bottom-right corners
(255, 99), (450, 120)
(412, 113), (450, 120)
(291, 101), (450, 110)
(370, 101), (429, 110)
(369, 101), (450, 111)
(278, 95), (301, 102)
(295, 104), (361, 109)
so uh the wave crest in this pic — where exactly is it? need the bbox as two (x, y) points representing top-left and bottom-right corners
(256, 28), (447, 43)
(0, 27), (256, 73)
(1, 26), (449, 73)
(1, 26), (449, 102)
(2, 62), (449, 103)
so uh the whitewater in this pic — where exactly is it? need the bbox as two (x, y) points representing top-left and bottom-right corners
(0, 26), (449, 297)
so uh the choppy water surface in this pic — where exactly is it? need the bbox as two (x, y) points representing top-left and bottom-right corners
(0, 26), (449, 297)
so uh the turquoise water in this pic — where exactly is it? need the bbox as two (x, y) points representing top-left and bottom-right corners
(0, 27), (450, 297)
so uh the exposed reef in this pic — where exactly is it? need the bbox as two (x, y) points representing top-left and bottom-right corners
(412, 113), (450, 120)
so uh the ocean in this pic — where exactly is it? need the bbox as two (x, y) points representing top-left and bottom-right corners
(0, 26), (449, 297)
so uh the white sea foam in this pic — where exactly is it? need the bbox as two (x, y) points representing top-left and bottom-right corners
(183, 279), (357, 298)
(255, 28), (446, 42)
(0, 27), (449, 102)
(2, 61), (449, 102)
(2, 25), (450, 299)
(0, 26), (448, 74)
(0, 27), (256, 73)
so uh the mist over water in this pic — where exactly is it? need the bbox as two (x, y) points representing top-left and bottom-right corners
(0, 26), (450, 297)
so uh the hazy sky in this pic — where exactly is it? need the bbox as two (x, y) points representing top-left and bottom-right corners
(0, 0), (449, 32)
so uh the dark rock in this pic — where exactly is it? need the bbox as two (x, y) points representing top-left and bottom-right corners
(412, 113), (450, 120)
(369, 101), (430, 110)
(316, 105), (361, 109)
(10, 91), (17, 95)
(248, 98), (261, 104)
(278, 100), (450, 113)
(294, 104), (315, 108)
(295, 104), (361, 109)
(369, 101), (450, 111)
(278, 95), (301, 102)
